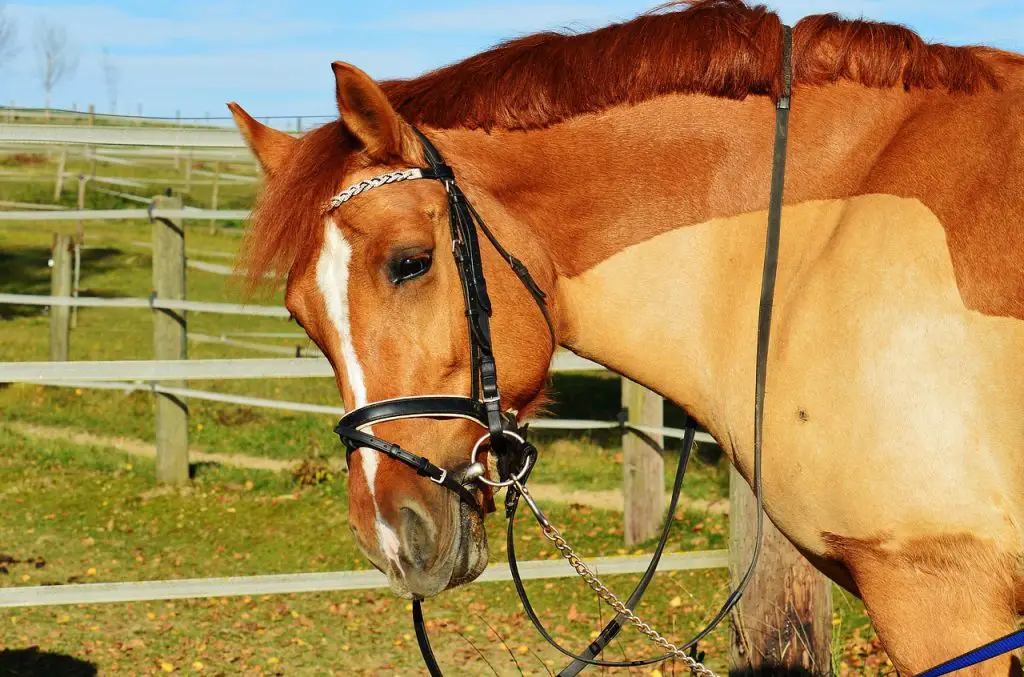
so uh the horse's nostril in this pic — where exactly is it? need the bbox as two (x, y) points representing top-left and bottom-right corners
(399, 506), (435, 571)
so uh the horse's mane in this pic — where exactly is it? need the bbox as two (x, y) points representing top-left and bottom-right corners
(241, 0), (1005, 290)
(382, 0), (1002, 131)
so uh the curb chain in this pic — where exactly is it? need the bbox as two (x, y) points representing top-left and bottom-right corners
(520, 482), (719, 677)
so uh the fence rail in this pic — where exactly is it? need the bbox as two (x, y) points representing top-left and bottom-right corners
(0, 208), (250, 221)
(0, 551), (727, 609)
(0, 352), (604, 383)
(0, 124), (292, 148)
(17, 378), (718, 445)
(0, 358), (330, 382)
(0, 293), (288, 317)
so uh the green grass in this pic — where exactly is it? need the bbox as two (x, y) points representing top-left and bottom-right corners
(0, 154), (886, 675)
(0, 426), (886, 676)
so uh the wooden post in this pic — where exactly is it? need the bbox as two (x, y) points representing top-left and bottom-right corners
(184, 151), (193, 193)
(87, 106), (98, 180)
(621, 378), (664, 545)
(49, 234), (73, 361)
(208, 161), (220, 234)
(174, 110), (181, 170)
(70, 242), (81, 330)
(152, 194), (189, 485)
(729, 467), (833, 675)
(76, 174), (88, 242)
(53, 149), (67, 201)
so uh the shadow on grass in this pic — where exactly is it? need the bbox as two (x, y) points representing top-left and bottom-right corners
(189, 460), (220, 479)
(0, 245), (123, 319)
(0, 647), (97, 676)
(545, 372), (722, 461)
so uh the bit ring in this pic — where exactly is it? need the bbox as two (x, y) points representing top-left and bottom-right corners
(470, 431), (531, 487)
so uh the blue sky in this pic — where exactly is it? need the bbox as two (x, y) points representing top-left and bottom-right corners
(2, 0), (1023, 122)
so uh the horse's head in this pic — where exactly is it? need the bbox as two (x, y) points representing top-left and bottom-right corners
(229, 63), (556, 598)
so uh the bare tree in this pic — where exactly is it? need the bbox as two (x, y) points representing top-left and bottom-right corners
(101, 48), (119, 114)
(34, 18), (77, 112)
(0, 4), (18, 69)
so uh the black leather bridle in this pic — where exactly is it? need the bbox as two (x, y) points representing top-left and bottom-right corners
(331, 127), (555, 514)
(328, 24), (793, 676)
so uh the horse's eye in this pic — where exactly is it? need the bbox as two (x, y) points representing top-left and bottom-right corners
(391, 251), (433, 284)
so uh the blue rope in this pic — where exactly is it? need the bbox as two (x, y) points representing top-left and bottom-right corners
(917, 628), (1024, 676)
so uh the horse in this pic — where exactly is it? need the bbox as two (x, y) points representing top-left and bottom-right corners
(228, 1), (1024, 673)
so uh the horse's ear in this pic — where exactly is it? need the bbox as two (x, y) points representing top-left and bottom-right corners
(227, 102), (297, 176)
(332, 61), (408, 161)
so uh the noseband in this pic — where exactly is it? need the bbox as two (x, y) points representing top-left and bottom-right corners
(330, 129), (554, 513)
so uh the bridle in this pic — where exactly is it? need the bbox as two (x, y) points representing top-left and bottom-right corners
(328, 25), (793, 677)
(331, 125), (556, 514)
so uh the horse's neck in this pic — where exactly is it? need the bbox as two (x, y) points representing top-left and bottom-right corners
(444, 86), (913, 441)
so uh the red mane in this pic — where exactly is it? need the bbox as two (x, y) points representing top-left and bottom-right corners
(242, 0), (1006, 290)
(382, 0), (1001, 131)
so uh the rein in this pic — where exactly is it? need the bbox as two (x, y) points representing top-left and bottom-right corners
(328, 25), (794, 677)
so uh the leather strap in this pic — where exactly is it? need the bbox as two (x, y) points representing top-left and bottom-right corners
(340, 428), (482, 511)
(336, 396), (486, 431)
(413, 599), (444, 677)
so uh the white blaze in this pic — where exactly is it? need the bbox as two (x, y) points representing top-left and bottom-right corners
(317, 219), (403, 573)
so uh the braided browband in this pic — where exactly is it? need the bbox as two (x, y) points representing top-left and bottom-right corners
(326, 168), (427, 211)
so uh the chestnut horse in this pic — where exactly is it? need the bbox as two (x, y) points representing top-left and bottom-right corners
(229, 1), (1024, 673)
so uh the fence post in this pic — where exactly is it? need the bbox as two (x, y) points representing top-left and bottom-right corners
(49, 233), (73, 361)
(152, 194), (189, 485)
(184, 152), (193, 193)
(53, 149), (67, 201)
(174, 110), (181, 170)
(75, 174), (89, 242)
(621, 378), (664, 545)
(208, 161), (220, 234)
(729, 467), (833, 675)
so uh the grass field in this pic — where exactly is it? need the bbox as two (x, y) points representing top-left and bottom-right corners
(0, 151), (890, 675)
